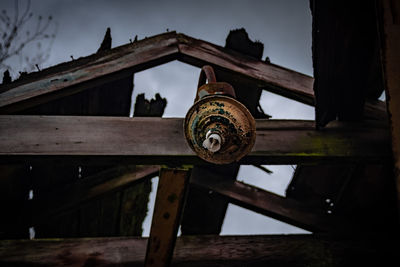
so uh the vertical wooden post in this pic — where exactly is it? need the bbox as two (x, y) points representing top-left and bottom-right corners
(379, 0), (400, 216)
(144, 168), (190, 267)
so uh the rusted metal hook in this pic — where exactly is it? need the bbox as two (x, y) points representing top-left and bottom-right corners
(195, 65), (236, 102)
(197, 65), (217, 87)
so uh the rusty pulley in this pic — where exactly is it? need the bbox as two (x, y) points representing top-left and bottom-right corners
(184, 65), (256, 164)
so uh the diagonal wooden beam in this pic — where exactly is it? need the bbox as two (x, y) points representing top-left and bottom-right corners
(190, 172), (331, 232)
(176, 33), (386, 120)
(0, 32), (180, 113)
(145, 168), (190, 267)
(0, 32), (315, 113)
(0, 116), (390, 165)
(31, 165), (159, 225)
(177, 34), (315, 106)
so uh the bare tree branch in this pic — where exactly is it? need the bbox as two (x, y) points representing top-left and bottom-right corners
(0, 0), (57, 78)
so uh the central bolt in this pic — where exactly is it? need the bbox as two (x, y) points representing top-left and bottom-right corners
(202, 130), (222, 153)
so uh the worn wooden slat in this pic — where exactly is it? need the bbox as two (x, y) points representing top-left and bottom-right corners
(178, 32), (381, 121)
(17, 72), (134, 116)
(0, 116), (390, 164)
(145, 168), (190, 267)
(0, 32), (179, 113)
(378, 0), (400, 217)
(177, 34), (315, 106)
(0, 235), (397, 266)
(0, 32), (315, 112)
(190, 172), (331, 232)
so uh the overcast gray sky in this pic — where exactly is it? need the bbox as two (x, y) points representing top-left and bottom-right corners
(3, 0), (313, 235)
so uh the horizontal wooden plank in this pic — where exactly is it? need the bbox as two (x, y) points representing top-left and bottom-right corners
(190, 174), (332, 232)
(0, 116), (390, 164)
(0, 235), (396, 266)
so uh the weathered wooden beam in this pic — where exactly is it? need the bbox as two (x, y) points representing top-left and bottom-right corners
(145, 168), (190, 267)
(190, 172), (331, 232)
(0, 32), (385, 119)
(0, 32), (179, 113)
(378, 0), (400, 217)
(0, 116), (390, 165)
(0, 32), (315, 112)
(176, 34), (387, 119)
(176, 34), (315, 106)
(0, 235), (397, 266)
(32, 165), (159, 224)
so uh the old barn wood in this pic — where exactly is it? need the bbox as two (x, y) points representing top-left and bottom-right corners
(0, 116), (390, 164)
(0, 1), (399, 266)
(0, 235), (396, 266)
(190, 173), (335, 232)
(145, 168), (190, 267)
(0, 32), (385, 118)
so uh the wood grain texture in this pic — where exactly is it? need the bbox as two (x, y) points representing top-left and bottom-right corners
(0, 32), (385, 119)
(0, 32), (179, 113)
(0, 116), (390, 164)
(177, 34), (315, 105)
(190, 174), (332, 232)
(145, 168), (190, 267)
(0, 235), (396, 266)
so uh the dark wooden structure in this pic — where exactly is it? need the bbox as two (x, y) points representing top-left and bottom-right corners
(0, 1), (399, 266)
